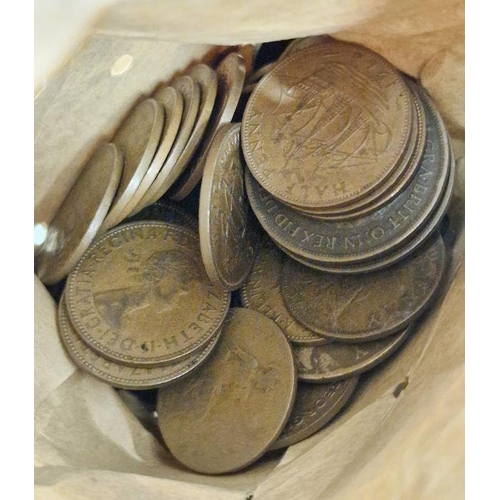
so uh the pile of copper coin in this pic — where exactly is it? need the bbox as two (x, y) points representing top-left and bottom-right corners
(35, 36), (454, 475)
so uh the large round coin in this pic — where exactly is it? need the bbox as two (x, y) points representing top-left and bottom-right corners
(245, 87), (449, 265)
(269, 377), (358, 450)
(170, 52), (246, 201)
(126, 199), (197, 230)
(99, 99), (164, 233)
(132, 76), (201, 213)
(282, 234), (445, 341)
(58, 294), (221, 390)
(242, 40), (413, 210)
(66, 222), (230, 366)
(36, 143), (122, 284)
(294, 326), (412, 383)
(199, 123), (259, 290)
(157, 308), (297, 474)
(241, 235), (329, 345)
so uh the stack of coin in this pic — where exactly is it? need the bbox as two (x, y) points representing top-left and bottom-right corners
(35, 36), (456, 475)
(242, 38), (454, 273)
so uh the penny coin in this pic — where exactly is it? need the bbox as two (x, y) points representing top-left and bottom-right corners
(157, 308), (297, 474)
(246, 61), (277, 84)
(279, 35), (333, 61)
(124, 87), (184, 215)
(58, 294), (221, 390)
(169, 52), (246, 201)
(294, 326), (412, 383)
(281, 234), (445, 341)
(99, 99), (164, 233)
(132, 76), (201, 213)
(242, 40), (413, 210)
(240, 235), (330, 345)
(66, 222), (230, 366)
(126, 199), (197, 230)
(199, 123), (259, 290)
(269, 377), (358, 450)
(245, 87), (449, 264)
(36, 143), (123, 284)
(236, 44), (259, 75)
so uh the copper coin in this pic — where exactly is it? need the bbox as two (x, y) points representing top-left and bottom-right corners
(124, 87), (184, 215)
(36, 143), (123, 284)
(269, 377), (358, 450)
(169, 53), (246, 201)
(66, 222), (230, 367)
(242, 40), (413, 210)
(278, 35), (333, 60)
(240, 235), (330, 345)
(126, 199), (197, 230)
(295, 326), (412, 383)
(100, 99), (164, 233)
(245, 87), (449, 264)
(58, 294), (221, 390)
(157, 308), (297, 474)
(246, 61), (277, 84)
(281, 234), (445, 342)
(199, 123), (259, 290)
(236, 44), (259, 75)
(133, 76), (201, 213)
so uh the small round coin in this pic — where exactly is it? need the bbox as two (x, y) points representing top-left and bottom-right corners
(281, 234), (445, 342)
(66, 221), (230, 366)
(36, 143), (123, 284)
(294, 326), (412, 383)
(244, 86), (449, 265)
(199, 123), (259, 290)
(132, 76), (201, 213)
(240, 235), (330, 345)
(157, 308), (297, 475)
(100, 99), (164, 233)
(242, 40), (413, 210)
(169, 52), (246, 201)
(269, 377), (358, 450)
(124, 87), (184, 215)
(58, 294), (221, 390)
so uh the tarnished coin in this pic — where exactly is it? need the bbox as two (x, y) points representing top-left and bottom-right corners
(269, 377), (358, 450)
(295, 326), (412, 383)
(245, 87), (449, 265)
(126, 199), (197, 230)
(132, 76), (201, 213)
(100, 99), (164, 233)
(281, 234), (445, 341)
(246, 61), (277, 84)
(36, 143), (123, 284)
(124, 87), (184, 215)
(58, 294), (221, 390)
(279, 35), (333, 60)
(170, 52), (246, 201)
(66, 222), (230, 366)
(199, 123), (259, 290)
(241, 235), (330, 345)
(157, 308), (297, 474)
(242, 40), (413, 210)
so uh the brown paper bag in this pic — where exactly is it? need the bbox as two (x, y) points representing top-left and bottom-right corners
(34, 1), (464, 498)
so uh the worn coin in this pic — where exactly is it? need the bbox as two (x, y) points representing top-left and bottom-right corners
(242, 40), (413, 210)
(126, 199), (197, 230)
(100, 99), (164, 233)
(157, 308), (297, 474)
(269, 377), (358, 450)
(281, 234), (445, 341)
(170, 52), (246, 201)
(294, 326), (412, 383)
(240, 235), (330, 345)
(245, 87), (449, 264)
(246, 61), (277, 84)
(133, 76), (201, 213)
(199, 123), (259, 290)
(36, 143), (123, 284)
(66, 222), (230, 366)
(279, 35), (333, 60)
(58, 293), (221, 390)
(124, 87), (184, 215)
